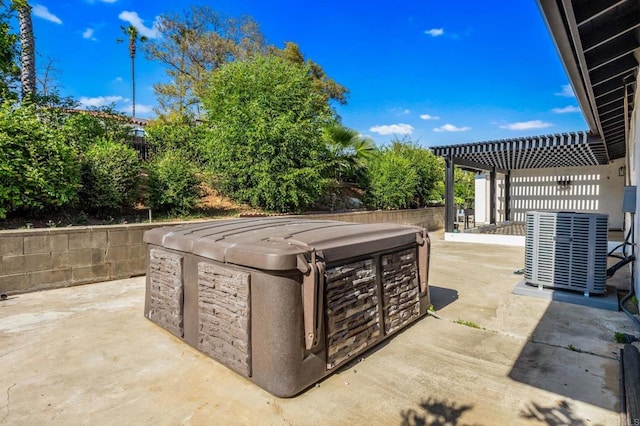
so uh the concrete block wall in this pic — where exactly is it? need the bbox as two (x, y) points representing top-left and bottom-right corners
(0, 207), (444, 295)
(305, 207), (445, 232)
(0, 223), (161, 295)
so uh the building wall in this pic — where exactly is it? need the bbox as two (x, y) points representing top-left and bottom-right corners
(630, 80), (640, 300)
(0, 208), (444, 295)
(475, 160), (626, 229)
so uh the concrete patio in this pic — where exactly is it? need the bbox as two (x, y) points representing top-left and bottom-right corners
(0, 232), (637, 425)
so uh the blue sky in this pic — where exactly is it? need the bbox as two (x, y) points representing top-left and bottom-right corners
(21, 0), (587, 147)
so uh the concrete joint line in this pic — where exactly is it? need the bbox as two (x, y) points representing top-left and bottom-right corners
(1, 383), (16, 424)
(426, 310), (500, 335)
(528, 339), (618, 361)
(428, 312), (619, 361)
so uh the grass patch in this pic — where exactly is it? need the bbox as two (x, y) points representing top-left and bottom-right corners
(455, 319), (481, 329)
(615, 332), (627, 343)
(567, 344), (579, 352)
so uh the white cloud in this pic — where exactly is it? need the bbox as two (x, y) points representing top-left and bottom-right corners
(389, 107), (410, 116)
(420, 114), (440, 120)
(118, 11), (160, 39)
(551, 105), (581, 114)
(114, 76), (123, 82)
(554, 84), (575, 97)
(134, 104), (153, 114)
(78, 95), (124, 108)
(32, 5), (62, 24)
(82, 28), (97, 41)
(499, 120), (553, 130)
(119, 102), (153, 116)
(425, 28), (444, 37)
(433, 123), (470, 132)
(369, 124), (414, 135)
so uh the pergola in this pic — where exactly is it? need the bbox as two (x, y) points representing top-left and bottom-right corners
(432, 0), (640, 233)
(431, 131), (607, 232)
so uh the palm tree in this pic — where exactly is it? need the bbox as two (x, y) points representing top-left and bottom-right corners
(12, 0), (35, 98)
(117, 25), (147, 118)
(322, 124), (377, 183)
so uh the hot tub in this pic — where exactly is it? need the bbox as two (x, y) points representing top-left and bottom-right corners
(143, 217), (430, 397)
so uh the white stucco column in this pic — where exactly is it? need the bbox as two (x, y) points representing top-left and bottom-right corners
(475, 173), (488, 224)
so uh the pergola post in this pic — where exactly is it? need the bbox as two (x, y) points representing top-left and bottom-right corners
(445, 155), (455, 232)
(504, 173), (511, 222)
(489, 168), (496, 225)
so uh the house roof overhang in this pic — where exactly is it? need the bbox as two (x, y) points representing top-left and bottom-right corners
(431, 131), (607, 172)
(537, 0), (640, 161)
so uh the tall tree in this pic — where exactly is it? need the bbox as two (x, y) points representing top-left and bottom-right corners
(117, 25), (147, 118)
(146, 6), (266, 120)
(36, 54), (60, 97)
(274, 42), (349, 105)
(12, 0), (35, 98)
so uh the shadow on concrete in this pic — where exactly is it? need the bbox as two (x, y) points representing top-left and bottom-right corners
(508, 301), (620, 411)
(400, 397), (481, 426)
(429, 286), (459, 311)
(519, 400), (588, 425)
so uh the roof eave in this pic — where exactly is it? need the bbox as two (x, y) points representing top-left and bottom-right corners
(536, 0), (604, 144)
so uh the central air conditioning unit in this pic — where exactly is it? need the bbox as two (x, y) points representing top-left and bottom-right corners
(524, 211), (608, 295)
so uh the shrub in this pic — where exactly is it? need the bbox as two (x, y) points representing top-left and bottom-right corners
(62, 108), (131, 152)
(145, 118), (209, 166)
(148, 150), (202, 214)
(365, 149), (419, 209)
(201, 55), (332, 212)
(390, 140), (444, 206)
(0, 101), (80, 218)
(79, 138), (140, 213)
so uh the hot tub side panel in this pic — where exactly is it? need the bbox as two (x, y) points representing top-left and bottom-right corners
(249, 270), (327, 397)
(145, 248), (184, 338)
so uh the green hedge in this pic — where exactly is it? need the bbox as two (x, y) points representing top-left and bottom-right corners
(0, 102), (80, 218)
(79, 138), (140, 213)
(148, 150), (202, 214)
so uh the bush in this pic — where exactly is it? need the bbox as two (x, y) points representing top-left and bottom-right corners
(390, 140), (444, 206)
(0, 101), (80, 218)
(148, 150), (202, 214)
(365, 149), (419, 209)
(62, 107), (131, 152)
(145, 118), (209, 166)
(79, 138), (140, 213)
(201, 55), (332, 212)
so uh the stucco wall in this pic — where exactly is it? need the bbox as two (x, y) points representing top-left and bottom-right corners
(0, 208), (444, 295)
(475, 160), (626, 229)
(631, 80), (640, 300)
